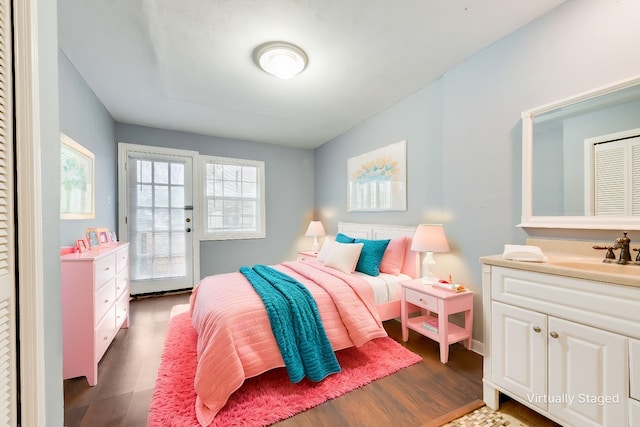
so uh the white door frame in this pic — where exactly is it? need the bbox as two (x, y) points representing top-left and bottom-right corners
(117, 143), (201, 292)
(14, 0), (47, 425)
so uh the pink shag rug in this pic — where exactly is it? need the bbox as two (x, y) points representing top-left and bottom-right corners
(148, 308), (422, 427)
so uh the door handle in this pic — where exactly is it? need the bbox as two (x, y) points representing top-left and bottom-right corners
(186, 227), (191, 233)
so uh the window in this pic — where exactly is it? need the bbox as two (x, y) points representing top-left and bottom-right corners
(201, 155), (265, 240)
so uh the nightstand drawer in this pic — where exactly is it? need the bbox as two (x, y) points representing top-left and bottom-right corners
(405, 288), (437, 311)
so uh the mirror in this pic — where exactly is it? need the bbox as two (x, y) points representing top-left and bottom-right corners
(520, 74), (640, 230)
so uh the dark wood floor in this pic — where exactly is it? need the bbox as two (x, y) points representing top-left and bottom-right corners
(64, 293), (558, 427)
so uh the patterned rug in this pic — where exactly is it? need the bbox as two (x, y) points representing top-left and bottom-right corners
(443, 405), (530, 427)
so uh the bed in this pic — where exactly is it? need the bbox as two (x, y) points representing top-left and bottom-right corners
(189, 222), (420, 426)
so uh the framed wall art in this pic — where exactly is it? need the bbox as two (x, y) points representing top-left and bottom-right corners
(61, 133), (95, 220)
(347, 140), (407, 212)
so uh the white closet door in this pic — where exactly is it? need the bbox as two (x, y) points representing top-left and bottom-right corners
(0, 0), (17, 423)
(632, 143), (640, 215)
(593, 136), (640, 216)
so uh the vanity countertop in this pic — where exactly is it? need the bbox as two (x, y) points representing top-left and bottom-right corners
(480, 253), (640, 288)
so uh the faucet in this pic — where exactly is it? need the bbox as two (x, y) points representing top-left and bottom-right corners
(613, 231), (632, 264)
(592, 244), (617, 262)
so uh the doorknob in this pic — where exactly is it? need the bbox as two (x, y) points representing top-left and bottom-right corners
(186, 227), (191, 233)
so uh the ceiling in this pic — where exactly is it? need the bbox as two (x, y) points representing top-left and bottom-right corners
(58, 0), (566, 149)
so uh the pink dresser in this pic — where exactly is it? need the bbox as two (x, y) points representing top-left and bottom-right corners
(61, 242), (130, 385)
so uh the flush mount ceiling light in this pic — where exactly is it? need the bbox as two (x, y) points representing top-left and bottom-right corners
(255, 42), (308, 80)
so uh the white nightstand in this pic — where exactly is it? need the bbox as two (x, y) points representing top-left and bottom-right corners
(399, 278), (473, 363)
(297, 251), (318, 261)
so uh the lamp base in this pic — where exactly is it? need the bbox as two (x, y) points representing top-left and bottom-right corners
(311, 236), (319, 253)
(421, 251), (436, 284)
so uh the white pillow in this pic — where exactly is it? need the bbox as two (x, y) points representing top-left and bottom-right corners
(324, 242), (364, 274)
(316, 236), (335, 262)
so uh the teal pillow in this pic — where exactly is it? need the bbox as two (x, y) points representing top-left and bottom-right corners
(335, 233), (355, 243)
(354, 238), (390, 276)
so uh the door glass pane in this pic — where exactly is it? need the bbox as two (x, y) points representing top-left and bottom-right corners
(128, 158), (188, 281)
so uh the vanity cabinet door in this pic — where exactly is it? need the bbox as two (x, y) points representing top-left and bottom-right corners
(491, 301), (547, 411)
(548, 317), (627, 427)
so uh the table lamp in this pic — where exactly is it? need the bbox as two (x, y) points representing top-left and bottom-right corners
(411, 224), (450, 284)
(305, 221), (326, 252)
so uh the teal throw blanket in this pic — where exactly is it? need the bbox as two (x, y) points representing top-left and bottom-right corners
(239, 264), (341, 383)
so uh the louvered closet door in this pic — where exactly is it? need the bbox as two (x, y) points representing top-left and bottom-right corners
(593, 136), (640, 216)
(0, 0), (17, 424)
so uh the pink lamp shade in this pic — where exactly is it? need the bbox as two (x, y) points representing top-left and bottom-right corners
(411, 224), (449, 283)
(305, 221), (326, 252)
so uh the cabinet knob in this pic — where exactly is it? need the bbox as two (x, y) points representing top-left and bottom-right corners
(550, 331), (559, 339)
(532, 325), (541, 333)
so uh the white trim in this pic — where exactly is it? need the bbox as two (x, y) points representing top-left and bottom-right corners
(200, 155), (266, 241)
(118, 143), (201, 288)
(519, 74), (640, 230)
(13, 0), (47, 424)
(523, 73), (640, 116)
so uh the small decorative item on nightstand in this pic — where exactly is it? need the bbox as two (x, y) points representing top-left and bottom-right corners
(400, 278), (473, 364)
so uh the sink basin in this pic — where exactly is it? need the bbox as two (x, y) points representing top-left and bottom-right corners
(547, 257), (639, 274)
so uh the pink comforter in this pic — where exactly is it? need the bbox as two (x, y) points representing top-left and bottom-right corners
(189, 258), (387, 426)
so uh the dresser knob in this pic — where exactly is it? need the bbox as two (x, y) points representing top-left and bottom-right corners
(532, 325), (541, 333)
(104, 299), (109, 304)
(550, 331), (559, 339)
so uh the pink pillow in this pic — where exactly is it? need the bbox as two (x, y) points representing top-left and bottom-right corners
(379, 236), (408, 275)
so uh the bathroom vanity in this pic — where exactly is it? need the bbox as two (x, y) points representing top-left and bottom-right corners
(481, 252), (640, 427)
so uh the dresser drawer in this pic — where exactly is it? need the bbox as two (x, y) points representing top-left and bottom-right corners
(405, 288), (437, 311)
(94, 307), (116, 362)
(115, 290), (129, 329)
(94, 254), (116, 287)
(115, 268), (128, 300)
(94, 278), (116, 325)
(116, 247), (129, 273)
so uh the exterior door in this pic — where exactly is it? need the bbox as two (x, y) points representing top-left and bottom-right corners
(119, 144), (198, 295)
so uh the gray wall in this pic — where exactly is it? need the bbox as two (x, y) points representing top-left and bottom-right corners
(314, 0), (640, 342)
(115, 124), (315, 278)
(59, 51), (118, 246)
